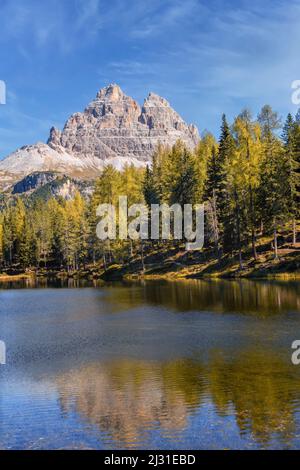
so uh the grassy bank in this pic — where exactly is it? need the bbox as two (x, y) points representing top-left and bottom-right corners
(0, 273), (34, 281)
(1, 234), (300, 283)
(120, 238), (300, 281)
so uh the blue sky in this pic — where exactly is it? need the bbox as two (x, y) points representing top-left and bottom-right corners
(0, 0), (300, 158)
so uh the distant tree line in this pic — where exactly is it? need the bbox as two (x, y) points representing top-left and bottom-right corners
(0, 105), (299, 271)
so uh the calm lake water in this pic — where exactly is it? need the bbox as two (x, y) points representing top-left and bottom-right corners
(1, 278), (300, 449)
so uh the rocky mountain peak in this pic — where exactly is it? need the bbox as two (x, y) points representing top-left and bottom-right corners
(47, 127), (62, 150)
(84, 84), (140, 123)
(144, 92), (170, 108)
(54, 84), (200, 163)
(96, 83), (124, 101)
(0, 84), (200, 188)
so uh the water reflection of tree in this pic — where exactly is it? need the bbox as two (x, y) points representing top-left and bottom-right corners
(94, 279), (300, 316)
(56, 351), (300, 448)
(57, 359), (206, 448)
(4, 278), (300, 315)
(135, 279), (300, 315)
(208, 351), (299, 446)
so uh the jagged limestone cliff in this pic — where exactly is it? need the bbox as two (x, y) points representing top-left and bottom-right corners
(0, 84), (200, 189)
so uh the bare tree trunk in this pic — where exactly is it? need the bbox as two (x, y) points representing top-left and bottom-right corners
(130, 239), (133, 257)
(238, 247), (243, 270)
(211, 190), (221, 261)
(141, 240), (145, 273)
(106, 240), (112, 264)
(293, 218), (297, 246)
(249, 186), (258, 260)
(234, 190), (243, 270)
(251, 227), (257, 261)
(274, 226), (278, 260)
(260, 220), (264, 235)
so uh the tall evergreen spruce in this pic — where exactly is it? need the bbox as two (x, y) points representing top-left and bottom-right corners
(217, 114), (236, 256)
(282, 113), (299, 244)
(205, 145), (221, 258)
(258, 106), (289, 259)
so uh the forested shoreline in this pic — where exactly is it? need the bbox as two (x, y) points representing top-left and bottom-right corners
(0, 105), (300, 278)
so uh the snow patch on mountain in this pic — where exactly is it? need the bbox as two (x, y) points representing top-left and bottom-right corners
(0, 84), (200, 187)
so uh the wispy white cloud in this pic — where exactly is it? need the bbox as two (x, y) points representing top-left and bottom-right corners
(130, 0), (203, 38)
(95, 0), (300, 130)
(0, 0), (103, 54)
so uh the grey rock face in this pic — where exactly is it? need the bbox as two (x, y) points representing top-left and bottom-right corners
(48, 84), (200, 163)
(12, 171), (59, 194)
(12, 171), (94, 200)
(0, 84), (200, 188)
(47, 127), (62, 150)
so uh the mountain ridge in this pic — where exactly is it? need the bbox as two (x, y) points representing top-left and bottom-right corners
(0, 84), (200, 189)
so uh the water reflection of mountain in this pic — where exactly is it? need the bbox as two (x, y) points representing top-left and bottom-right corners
(56, 352), (300, 448)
